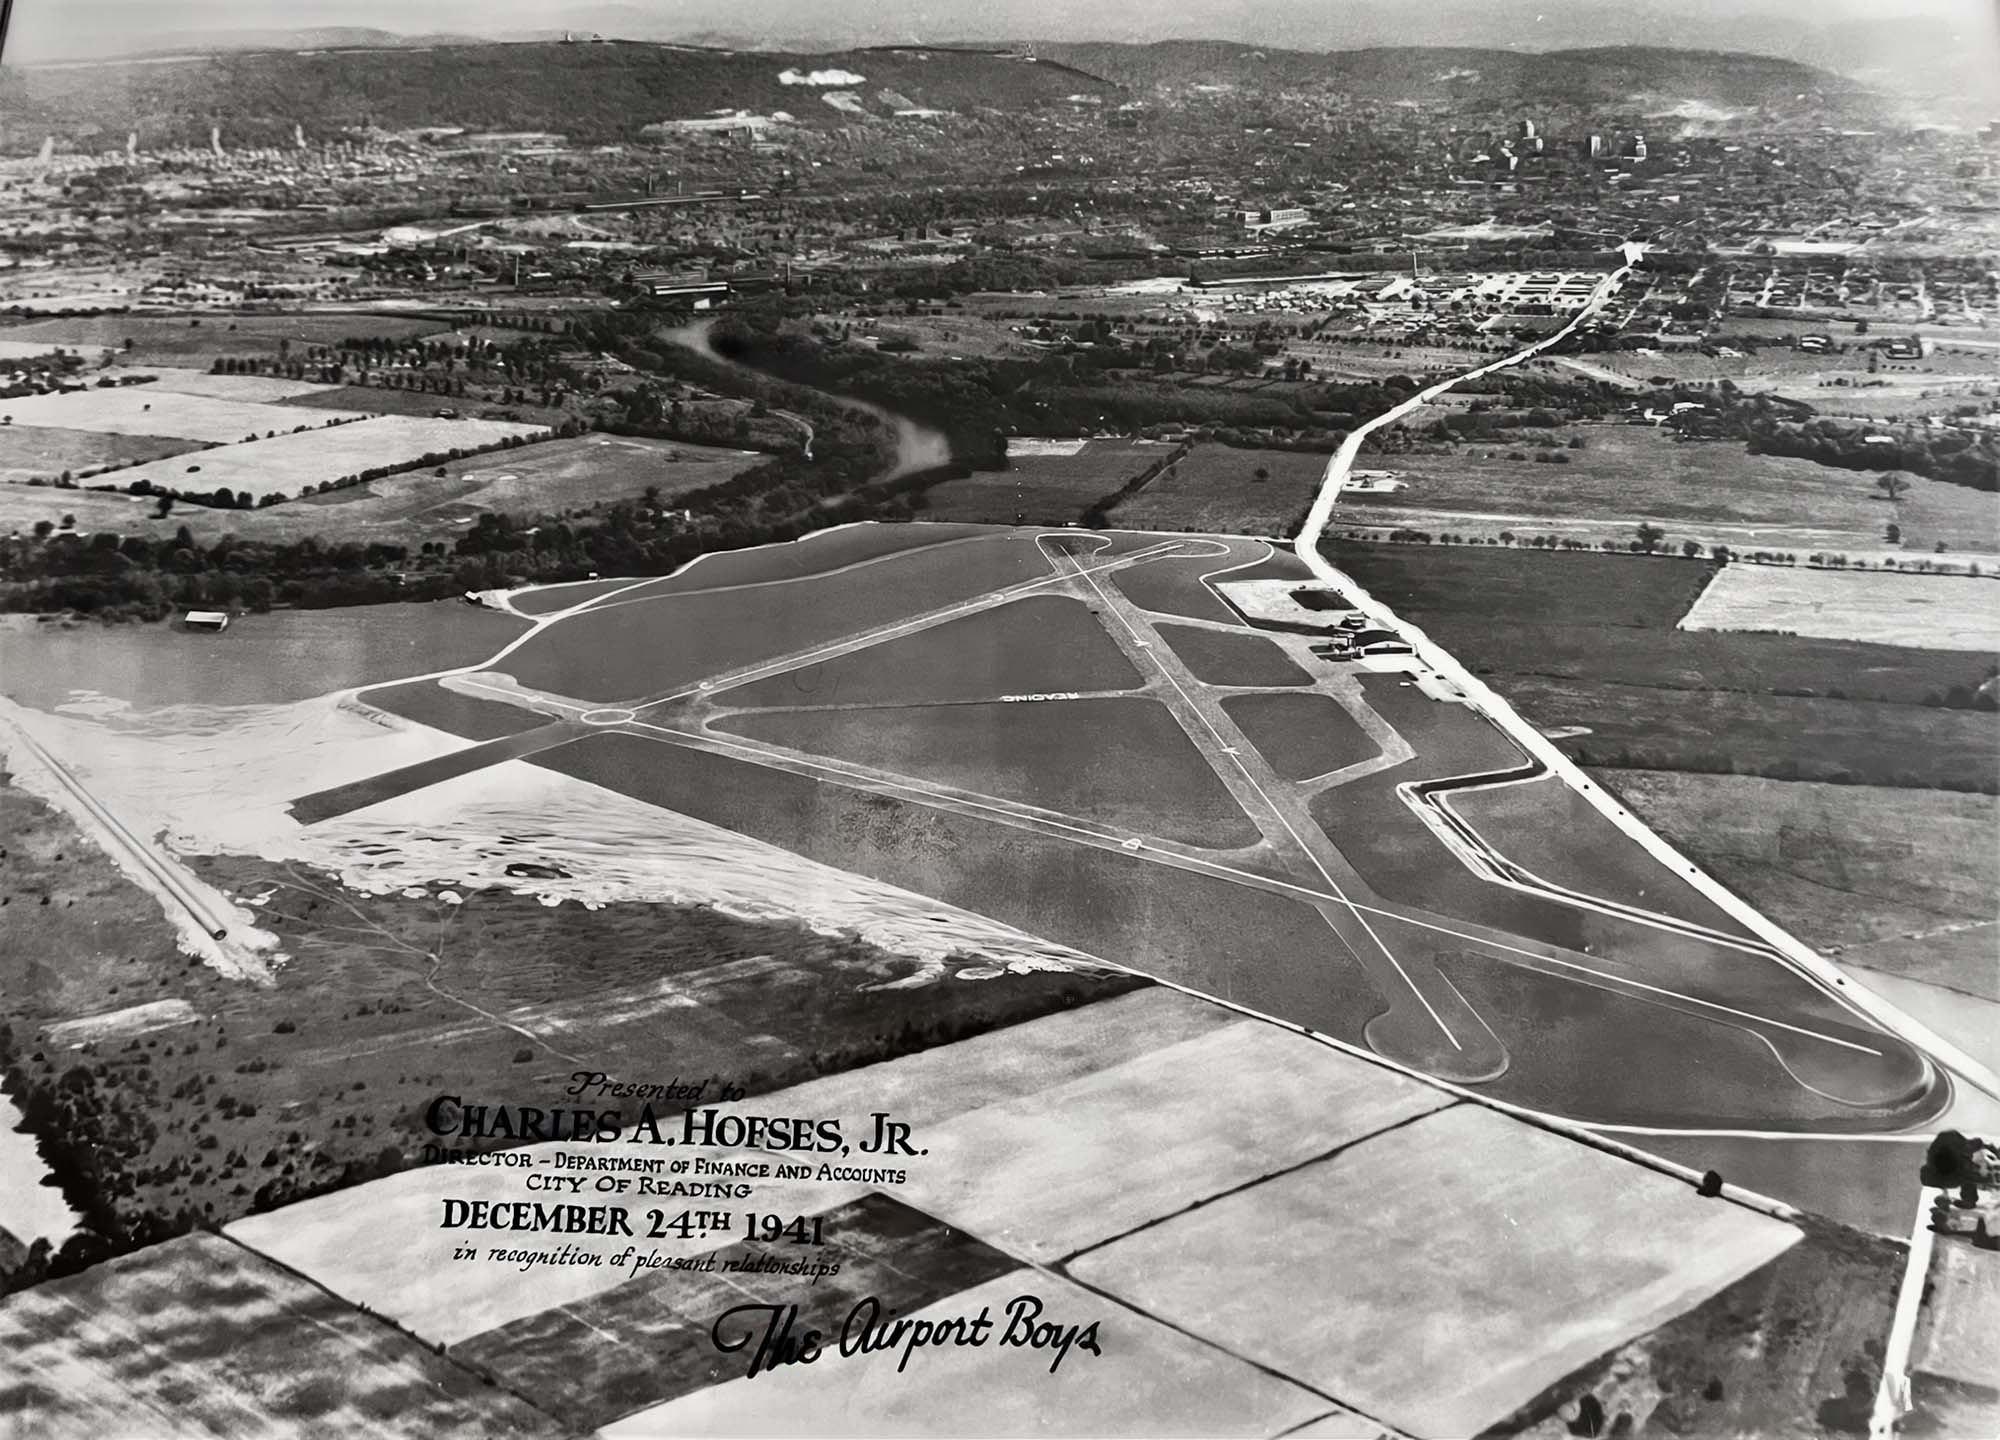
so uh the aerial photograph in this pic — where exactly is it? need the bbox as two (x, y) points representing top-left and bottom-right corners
(0, 0), (1995, 1435)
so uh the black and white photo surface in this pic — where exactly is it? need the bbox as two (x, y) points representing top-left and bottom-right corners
(0, 2), (1997, 1436)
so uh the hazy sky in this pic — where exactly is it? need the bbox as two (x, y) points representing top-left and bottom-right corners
(5, 0), (1993, 77)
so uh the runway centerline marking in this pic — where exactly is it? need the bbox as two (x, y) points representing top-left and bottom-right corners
(445, 670), (1883, 1061)
(1058, 542), (1465, 1052)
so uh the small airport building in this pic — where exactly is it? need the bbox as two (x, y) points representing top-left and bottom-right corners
(1312, 628), (1414, 660)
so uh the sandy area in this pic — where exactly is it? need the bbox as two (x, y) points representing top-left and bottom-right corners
(0, 386), (367, 442)
(1217, 578), (1354, 627)
(0, 338), (79, 359)
(1008, 438), (1091, 457)
(0, 696), (281, 976)
(0, 1094), (79, 1248)
(1680, 565), (2000, 651)
(113, 365), (342, 402)
(7, 689), (1103, 983)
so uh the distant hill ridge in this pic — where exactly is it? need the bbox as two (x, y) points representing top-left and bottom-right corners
(0, 39), (1876, 152)
(0, 40), (1122, 151)
(1034, 40), (1872, 111)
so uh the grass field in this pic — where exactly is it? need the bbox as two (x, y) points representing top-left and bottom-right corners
(917, 439), (1170, 526)
(1111, 444), (1329, 537)
(1519, 674), (1998, 791)
(450, 1194), (1021, 1430)
(1222, 691), (1380, 780)
(541, 731), (1388, 1037)
(0, 762), (1137, 1260)
(1557, 339), (2000, 421)
(302, 432), (755, 542)
(508, 577), (640, 616)
(0, 387), (369, 443)
(281, 384), (575, 427)
(1427, 953), (1869, 1129)
(0, 1233), (561, 1438)
(1337, 423), (1999, 556)
(1682, 565), (2000, 651)
(719, 696), (1262, 848)
(0, 770), (197, 1043)
(0, 313), (451, 363)
(359, 678), (555, 740)
(1325, 541), (2000, 789)
(717, 594), (1141, 709)
(593, 523), (995, 605)
(1, 433), (749, 547)
(1110, 551), (1251, 623)
(1447, 774), (1752, 935)
(501, 533), (1055, 703)
(0, 424), (194, 485)
(1594, 770), (2000, 1000)
(1157, 623), (1313, 687)
(0, 483), (161, 539)
(1070, 1103), (1804, 1437)
(0, 604), (523, 711)
(103, 415), (548, 501)
(1490, 1219), (1903, 1440)
(1329, 540), (1716, 629)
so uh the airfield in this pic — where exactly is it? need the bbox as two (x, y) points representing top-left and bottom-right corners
(316, 522), (1948, 1134)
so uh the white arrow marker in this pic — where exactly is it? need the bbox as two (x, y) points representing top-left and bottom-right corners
(1121, 837), (1144, 851)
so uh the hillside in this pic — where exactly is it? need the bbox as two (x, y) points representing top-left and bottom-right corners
(0, 38), (1890, 153)
(1038, 41), (1880, 122)
(0, 41), (1121, 152)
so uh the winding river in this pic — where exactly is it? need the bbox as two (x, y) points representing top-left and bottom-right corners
(661, 317), (952, 481)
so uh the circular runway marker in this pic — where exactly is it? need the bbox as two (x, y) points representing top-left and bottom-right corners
(581, 708), (637, 726)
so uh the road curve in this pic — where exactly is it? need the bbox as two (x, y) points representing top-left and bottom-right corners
(1290, 247), (1996, 1108)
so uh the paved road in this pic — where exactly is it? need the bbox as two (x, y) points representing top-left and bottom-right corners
(1292, 245), (1994, 1110)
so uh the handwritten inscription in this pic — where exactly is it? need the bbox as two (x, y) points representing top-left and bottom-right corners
(712, 1295), (1104, 1379)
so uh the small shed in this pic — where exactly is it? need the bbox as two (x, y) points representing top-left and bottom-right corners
(183, 611), (229, 631)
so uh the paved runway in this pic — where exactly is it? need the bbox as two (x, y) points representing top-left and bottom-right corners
(321, 525), (1946, 1134)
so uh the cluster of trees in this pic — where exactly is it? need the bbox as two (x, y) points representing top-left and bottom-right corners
(1631, 380), (1997, 491)
(203, 327), (587, 407)
(704, 317), (1448, 456)
(1747, 418), (1998, 492)
(0, 1047), (205, 1292)
(6, 302), (969, 620)
(0, 1025), (412, 1294)
(1373, 523), (1740, 560)
(0, 524), (431, 619)
(603, 387), (779, 451)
